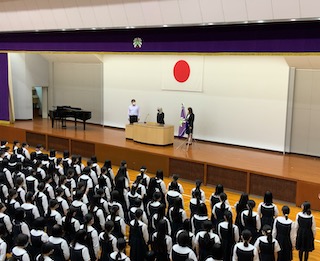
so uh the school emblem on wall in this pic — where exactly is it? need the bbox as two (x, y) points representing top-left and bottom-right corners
(133, 37), (142, 48)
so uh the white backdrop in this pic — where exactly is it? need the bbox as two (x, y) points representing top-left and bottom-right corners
(103, 54), (290, 151)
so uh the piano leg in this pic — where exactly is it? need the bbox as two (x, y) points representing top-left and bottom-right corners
(84, 120), (86, 130)
(51, 118), (54, 128)
(62, 118), (66, 128)
(74, 118), (77, 129)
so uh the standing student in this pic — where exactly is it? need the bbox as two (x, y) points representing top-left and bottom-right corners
(80, 213), (99, 261)
(272, 205), (296, 261)
(109, 238), (131, 261)
(128, 99), (140, 124)
(36, 242), (55, 261)
(48, 224), (70, 261)
(257, 191), (279, 228)
(254, 224), (281, 261)
(232, 229), (259, 261)
(0, 224), (7, 261)
(156, 108), (165, 124)
(11, 233), (31, 261)
(185, 107), (195, 145)
(70, 229), (90, 261)
(241, 200), (261, 243)
(98, 221), (117, 261)
(295, 201), (316, 261)
(171, 231), (197, 261)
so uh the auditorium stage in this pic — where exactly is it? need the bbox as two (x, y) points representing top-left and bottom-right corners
(1, 118), (320, 210)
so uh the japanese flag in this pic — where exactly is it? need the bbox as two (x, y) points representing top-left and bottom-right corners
(161, 55), (204, 92)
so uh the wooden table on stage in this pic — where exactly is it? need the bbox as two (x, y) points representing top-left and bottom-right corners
(125, 122), (174, 145)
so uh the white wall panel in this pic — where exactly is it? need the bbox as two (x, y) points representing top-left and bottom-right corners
(222, 0), (247, 22)
(53, 63), (103, 124)
(199, 0), (224, 23)
(123, 0), (145, 26)
(91, 0), (113, 28)
(103, 54), (289, 151)
(246, 0), (273, 21)
(272, 0), (300, 19)
(178, 0), (202, 24)
(300, 0), (320, 18)
(106, 0), (128, 27)
(140, 0), (163, 26)
(159, 0), (182, 25)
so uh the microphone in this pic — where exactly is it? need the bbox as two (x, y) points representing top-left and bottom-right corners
(144, 113), (149, 123)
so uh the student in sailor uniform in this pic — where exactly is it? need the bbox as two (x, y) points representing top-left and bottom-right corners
(21, 192), (40, 228)
(46, 199), (63, 236)
(11, 233), (31, 261)
(212, 192), (232, 230)
(129, 198), (148, 225)
(109, 238), (131, 261)
(151, 219), (172, 261)
(21, 142), (30, 160)
(70, 229), (90, 261)
(234, 193), (249, 233)
(254, 224), (281, 261)
(36, 242), (55, 261)
(241, 200), (261, 244)
(272, 205), (296, 261)
(136, 166), (150, 189)
(106, 205), (126, 240)
(257, 191), (279, 229)
(167, 174), (184, 194)
(168, 197), (187, 241)
(12, 208), (30, 243)
(1, 158), (14, 189)
(0, 224), (7, 261)
(91, 156), (101, 176)
(0, 203), (12, 249)
(48, 224), (70, 261)
(62, 206), (81, 244)
(191, 203), (209, 235)
(15, 177), (26, 205)
(25, 169), (39, 194)
(6, 188), (21, 218)
(95, 176), (111, 203)
(151, 203), (171, 237)
(232, 229), (259, 261)
(129, 209), (149, 261)
(166, 181), (184, 215)
(98, 221), (117, 261)
(217, 210), (240, 261)
(34, 183), (49, 217)
(71, 190), (88, 223)
(100, 166), (114, 193)
(30, 217), (49, 260)
(295, 201), (316, 261)
(55, 187), (69, 216)
(170, 231), (198, 261)
(86, 160), (99, 187)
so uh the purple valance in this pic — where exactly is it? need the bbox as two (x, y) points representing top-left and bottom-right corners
(0, 53), (9, 121)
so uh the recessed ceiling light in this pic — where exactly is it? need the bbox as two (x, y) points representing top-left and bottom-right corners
(243, 21), (249, 24)
(163, 24), (168, 27)
(290, 18), (296, 21)
(207, 23), (214, 25)
(61, 28), (66, 31)
(257, 20), (264, 23)
(91, 27), (96, 30)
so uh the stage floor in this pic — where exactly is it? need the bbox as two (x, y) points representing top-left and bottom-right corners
(2, 119), (320, 208)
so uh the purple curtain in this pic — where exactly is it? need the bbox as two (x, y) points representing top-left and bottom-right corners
(0, 53), (9, 121)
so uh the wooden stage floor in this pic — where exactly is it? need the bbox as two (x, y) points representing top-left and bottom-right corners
(1, 118), (320, 209)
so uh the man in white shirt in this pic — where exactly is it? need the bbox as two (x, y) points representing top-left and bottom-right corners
(128, 99), (140, 124)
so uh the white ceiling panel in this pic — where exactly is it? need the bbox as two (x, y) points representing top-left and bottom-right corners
(49, 0), (70, 29)
(300, 0), (320, 18)
(178, 0), (202, 24)
(0, 2), (13, 31)
(246, 0), (273, 21)
(123, 0), (146, 26)
(222, 0), (247, 22)
(91, 0), (113, 28)
(76, 0), (97, 28)
(140, 0), (163, 26)
(272, 0), (300, 20)
(199, 0), (224, 23)
(159, 0), (182, 25)
(62, 0), (83, 29)
(2, 1), (22, 31)
(13, 0), (35, 30)
(35, 0), (58, 30)
(106, 0), (128, 27)
(24, 0), (46, 31)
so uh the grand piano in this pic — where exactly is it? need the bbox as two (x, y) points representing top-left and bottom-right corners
(49, 106), (92, 130)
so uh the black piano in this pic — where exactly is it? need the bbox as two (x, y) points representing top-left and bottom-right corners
(49, 106), (92, 130)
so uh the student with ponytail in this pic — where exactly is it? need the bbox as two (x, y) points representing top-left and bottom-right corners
(191, 203), (209, 235)
(109, 238), (130, 261)
(212, 192), (232, 230)
(36, 242), (54, 261)
(272, 205), (295, 261)
(98, 221), (117, 261)
(254, 224), (281, 261)
(194, 220), (221, 261)
(106, 205), (126, 239)
(217, 210), (240, 261)
(80, 213), (99, 261)
(232, 229), (259, 261)
(191, 180), (205, 202)
(151, 219), (172, 261)
(168, 197), (187, 241)
(62, 206), (80, 244)
(241, 199), (261, 243)
(295, 201), (316, 261)
(70, 229), (90, 261)
(129, 208), (149, 261)
(48, 224), (70, 261)
(189, 189), (204, 217)
(46, 199), (62, 236)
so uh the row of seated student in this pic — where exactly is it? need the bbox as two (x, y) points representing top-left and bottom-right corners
(0, 139), (316, 261)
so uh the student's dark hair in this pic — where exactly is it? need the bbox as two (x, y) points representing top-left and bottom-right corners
(215, 184), (224, 196)
(237, 193), (249, 213)
(182, 219), (191, 232)
(91, 156), (98, 163)
(156, 203), (166, 221)
(49, 149), (56, 158)
(15, 233), (29, 247)
(37, 182), (45, 192)
(262, 224), (273, 244)
(46, 199), (58, 218)
(15, 176), (24, 187)
(282, 205), (290, 220)
(219, 192), (227, 213)
(168, 180), (179, 192)
(140, 166), (146, 179)
(52, 224), (63, 237)
(33, 217), (46, 230)
(172, 197), (183, 218)
(203, 220), (213, 247)
(177, 230), (189, 247)
(98, 176), (107, 189)
(224, 210), (234, 242)
(134, 208), (143, 228)
(38, 242), (54, 261)
(110, 205), (120, 222)
(155, 169), (163, 180)
(90, 195), (101, 213)
(7, 188), (17, 203)
(247, 200), (256, 218)
(103, 220), (114, 241)
(64, 206), (77, 233)
(71, 229), (87, 247)
(197, 202), (208, 216)
(132, 197), (142, 208)
(25, 191), (34, 202)
(241, 229), (252, 247)
(152, 191), (162, 202)
(103, 160), (112, 169)
(63, 150), (69, 159)
(302, 201), (312, 215)
(0, 223), (6, 237)
(264, 191), (273, 206)
(14, 207), (25, 222)
(111, 190), (120, 202)
(115, 238), (126, 260)
(154, 219), (167, 253)
(83, 213), (93, 231)
(55, 187), (64, 197)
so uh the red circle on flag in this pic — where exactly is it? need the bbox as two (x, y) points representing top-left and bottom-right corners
(174, 60), (190, 83)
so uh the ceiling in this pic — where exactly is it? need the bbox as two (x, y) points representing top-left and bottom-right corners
(0, 0), (320, 32)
